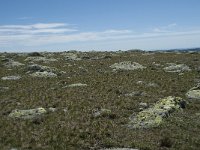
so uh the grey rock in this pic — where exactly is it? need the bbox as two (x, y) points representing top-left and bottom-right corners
(27, 64), (65, 77)
(4, 60), (24, 68)
(1, 76), (21, 80)
(30, 71), (57, 78)
(48, 107), (57, 112)
(9, 107), (47, 119)
(93, 108), (112, 118)
(139, 102), (148, 108)
(164, 63), (191, 72)
(64, 53), (82, 61)
(125, 91), (146, 97)
(146, 83), (159, 87)
(63, 83), (87, 88)
(186, 84), (200, 100)
(110, 61), (146, 71)
(27, 64), (58, 73)
(25, 57), (57, 63)
(136, 81), (145, 85)
(128, 96), (186, 129)
(63, 108), (68, 113)
(0, 86), (9, 91)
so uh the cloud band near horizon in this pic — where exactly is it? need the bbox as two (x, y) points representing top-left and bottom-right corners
(0, 23), (200, 51)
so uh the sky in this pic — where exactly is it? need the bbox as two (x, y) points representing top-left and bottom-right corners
(0, 0), (200, 52)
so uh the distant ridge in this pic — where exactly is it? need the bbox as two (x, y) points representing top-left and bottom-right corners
(154, 47), (200, 52)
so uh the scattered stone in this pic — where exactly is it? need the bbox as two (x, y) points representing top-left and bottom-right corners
(30, 71), (57, 78)
(63, 83), (87, 88)
(3, 60), (24, 68)
(110, 61), (146, 71)
(164, 63), (191, 72)
(27, 64), (58, 73)
(0, 86), (9, 91)
(146, 83), (159, 88)
(136, 81), (145, 85)
(152, 62), (162, 67)
(63, 108), (68, 113)
(25, 57), (57, 63)
(125, 91), (146, 97)
(64, 53), (82, 61)
(186, 84), (200, 100)
(8, 107), (47, 119)
(128, 96), (186, 129)
(93, 108), (116, 119)
(139, 102), (148, 111)
(139, 102), (148, 109)
(1, 76), (21, 80)
(48, 107), (57, 112)
(27, 64), (65, 77)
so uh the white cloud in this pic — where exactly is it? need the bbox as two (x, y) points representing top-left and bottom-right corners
(0, 22), (200, 51)
(153, 23), (177, 33)
(0, 23), (77, 35)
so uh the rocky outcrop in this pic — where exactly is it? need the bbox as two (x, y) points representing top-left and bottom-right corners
(110, 61), (146, 70)
(27, 64), (65, 77)
(186, 84), (200, 100)
(64, 53), (82, 61)
(93, 108), (112, 118)
(1, 76), (21, 80)
(25, 57), (57, 63)
(8, 107), (47, 119)
(0, 86), (9, 92)
(63, 83), (87, 88)
(27, 64), (58, 73)
(164, 63), (191, 72)
(30, 71), (57, 78)
(128, 96), (186, 129)
(3, 60), (24, 68)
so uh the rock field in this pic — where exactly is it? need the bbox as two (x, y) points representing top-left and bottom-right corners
(1, 50), (200, 149)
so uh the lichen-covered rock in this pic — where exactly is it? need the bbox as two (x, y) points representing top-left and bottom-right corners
(64, 53), (82, 61)
(139, 102), (148, 109)
(110, 61), (146, 70)
(128, 96), (186, 129)
(27, 64), (65, 77)
(125, 91), (146, 97)
(30, 71), (57, 78)
(63, 83), (87, 88)
(164, 63), (191, 72)
(48, 107), (57, 112)
(3, 60), (24, 68)
(146, 83), (159, 87)
(93, 108), (114, 118)
(25, 57), (57, 63)
(8, 107), (47, 119)
(0, 86), (9, 92)
(1, 76), (21, 80)
(27, 64), (58, 73)
(186, 84), (200, 100)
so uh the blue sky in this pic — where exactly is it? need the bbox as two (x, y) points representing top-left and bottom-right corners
(0, 0), (200, 52)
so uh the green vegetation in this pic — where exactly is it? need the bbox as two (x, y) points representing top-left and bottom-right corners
(1, 50), (200, 149)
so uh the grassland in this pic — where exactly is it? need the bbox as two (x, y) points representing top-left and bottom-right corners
(1, 50), (200, 150)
